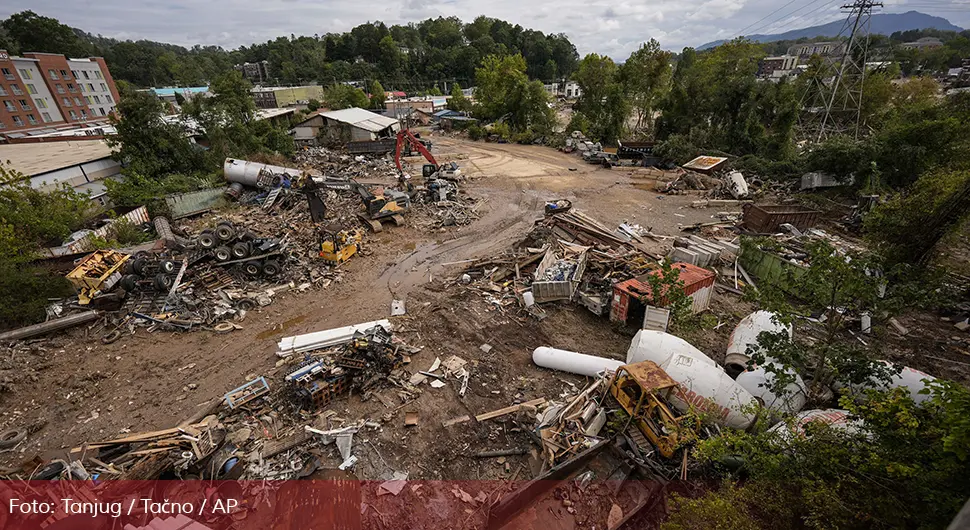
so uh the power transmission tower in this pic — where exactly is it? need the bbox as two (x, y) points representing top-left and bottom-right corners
(798, 0), (882, 142)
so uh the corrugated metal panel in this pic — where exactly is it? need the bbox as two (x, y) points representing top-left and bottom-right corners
(30, 167), (86, 190)
(79, 158), (121, 181)
(320, 108), (398, 132)
(642, 306), (670, 331)
(165, 188), (226, 219)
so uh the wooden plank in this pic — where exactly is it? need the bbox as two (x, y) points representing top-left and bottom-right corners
(70, 423), (206, 453)
(442, 415), (471, 427)
(260, 431), (311, 459)
(475, 398), (545, 422)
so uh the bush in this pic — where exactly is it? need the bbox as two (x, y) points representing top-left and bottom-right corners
(0, 259), (75, 328)
(731, 155), (802, 180)
(802, 134), (871, 182)
(105, 172), (212, 215)
(654, 134), (703, 165)
(566, 112), (590, 137)
(490, 122), (512, 141)
(467, 124), (484, 141)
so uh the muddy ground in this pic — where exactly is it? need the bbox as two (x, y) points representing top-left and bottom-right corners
(2, 136), (969, 527)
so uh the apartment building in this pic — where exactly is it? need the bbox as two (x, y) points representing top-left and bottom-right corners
(0, 50), (120, 133)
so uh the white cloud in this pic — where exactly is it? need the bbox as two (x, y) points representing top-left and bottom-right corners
(1, 0), (967, 60)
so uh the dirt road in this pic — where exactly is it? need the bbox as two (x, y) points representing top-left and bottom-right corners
(0, 138), (722, 477)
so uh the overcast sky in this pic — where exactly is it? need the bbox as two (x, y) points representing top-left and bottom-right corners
(2, 0), (968, 59)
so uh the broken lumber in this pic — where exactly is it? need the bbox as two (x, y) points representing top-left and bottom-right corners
(475, 398), (545, 422)
(261, 431), (311, 459)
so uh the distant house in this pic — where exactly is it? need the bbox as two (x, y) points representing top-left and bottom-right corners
(439, 115), (478, 131)
(901, 37), (944, 50)
(788, 41), (845, 58)
(291, 107), (400, 146)
(432, 109), (460, 122)
(758, 55), (798, 80)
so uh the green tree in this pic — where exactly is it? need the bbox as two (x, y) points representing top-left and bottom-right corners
(1, 11), (93, 57)
(0, 165), (92, 327)
(324, 84), (370, 109)
(573, 53), (628, 144)
(620, 39), (672, 137)
(106, 81), (209, 180)
(474, 54), (554, 135)
(307, 98), (321, 111)
(447, 82), (472, 112)
(369, 80), (386, 109)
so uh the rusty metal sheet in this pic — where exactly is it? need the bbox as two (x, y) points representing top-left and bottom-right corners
(165, 188), (227, 219)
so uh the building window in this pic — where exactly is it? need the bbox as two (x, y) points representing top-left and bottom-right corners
(68, 83), (76, 93)
(79, 84), (85, 93)
(80, 109), (87, 118)
(0, 121), (5, 129)
(26, 114), (36, 125)
(35, 98), (47, 109)
(105, 94), (112, 103)
(3, 100), (14, 112)
(26, 84), (37, 95)
(85, 96), (92, 105)
(60, 69), (69, 78)
(62, 97), (71, 106)
(87, 83), (94, 92)
(69, 110), (78, 120)
(99, 107), (106, 116)
(95, 71), (103, 79)
(100, 83), (107, 91)
(73, 97), (81, 105)
(12, 116), (23, 126)
(1, 68), (12, 80)
(93, 95), (101, 104)
(10, 84), (22, 95)
(18, 69), (31, 80)
(0, 86), (6, 96)
(18, 99), (30, 110)
(82, 71), (90, 79)
(41, 112), (52, 122)
(56, 84), (65, 94)
(71, 70), (79, 79)
(48, 69), (58, 80)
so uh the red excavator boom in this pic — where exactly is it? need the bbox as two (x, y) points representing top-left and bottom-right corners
(394, 129), (437, 174)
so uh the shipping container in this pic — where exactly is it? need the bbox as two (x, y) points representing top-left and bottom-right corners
(610, 262), (715, 326)
(742, 203), (821, 234)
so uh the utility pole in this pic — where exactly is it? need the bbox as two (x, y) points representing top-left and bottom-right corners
(799, 0), (882, 142)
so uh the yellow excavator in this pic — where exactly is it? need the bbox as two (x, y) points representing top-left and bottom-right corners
(606, 361), (697, 458)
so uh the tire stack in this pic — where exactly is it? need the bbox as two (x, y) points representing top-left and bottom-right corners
(119, 251), (180, 294)
(195, 221), (282, 279)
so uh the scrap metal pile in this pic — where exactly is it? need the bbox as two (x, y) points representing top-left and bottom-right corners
(459, 207), (663, 319)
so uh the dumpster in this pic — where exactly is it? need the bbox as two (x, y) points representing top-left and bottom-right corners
(742, 204), (821, 234)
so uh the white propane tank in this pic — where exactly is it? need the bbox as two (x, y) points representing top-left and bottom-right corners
(627, 330), (718, 367)
(768, 409), (863, 442)
(736, 366), (807, 416)
(660, 353), (758, 430)
(223, 158), (304, 188)
(838, 361), (937, 404)
(726, 171), (749, 199)
(724, 311), (792, 374)
(532, 347), (624, 378)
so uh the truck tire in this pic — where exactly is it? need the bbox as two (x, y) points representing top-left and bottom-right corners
(262, 260), (281, 277)
(231, 242), (251, 259)
(243, 260), (262, 277)
(215, 223), (236, 241)
(153, 274), (173, 291)
(120, 274), (140, 292)
(198, 230), (217, 249)
(0, 428), (27, 449)
(130, 258), (148, 275)
(214, 246), (232, 262)
(159, 260), (177, 274)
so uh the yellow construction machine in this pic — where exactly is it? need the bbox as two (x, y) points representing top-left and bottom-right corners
(606, 361), (697, 458)
(66, 250), (131, 304)
(319, 229), (362, 265)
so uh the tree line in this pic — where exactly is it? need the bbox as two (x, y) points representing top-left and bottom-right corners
(0, 11), (579, 90)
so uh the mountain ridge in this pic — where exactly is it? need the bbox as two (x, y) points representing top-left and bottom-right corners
(698, 11), (964, 50)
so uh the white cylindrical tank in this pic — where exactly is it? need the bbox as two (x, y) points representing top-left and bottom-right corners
(660, 353), (759, 430)
(627, 330), (718, 367)
(838, 362), (937, 404)
(768, 409), (863, 442)
(532, 347), (624, 378)
(736, 366), (807, 416)
(724, 311), (792, 374)
(224, 158), (304, 188)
